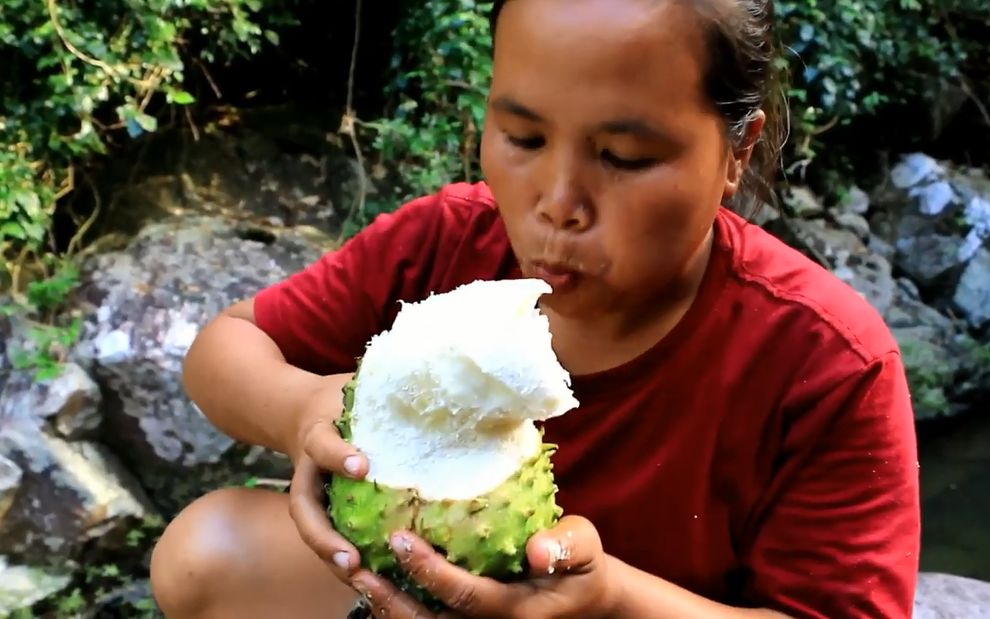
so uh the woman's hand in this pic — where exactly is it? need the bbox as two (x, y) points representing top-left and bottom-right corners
(285, 373), (367, 582)
(349, 515), (622, 619)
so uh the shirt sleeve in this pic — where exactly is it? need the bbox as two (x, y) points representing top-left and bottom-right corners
(252, 192), (448, 375)
(740, 350), (921, 619)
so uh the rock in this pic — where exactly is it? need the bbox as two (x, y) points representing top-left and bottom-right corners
(953, 247), (990, 329)
(0, 126), (363, 613)
(750, 201), (780, 227)
(929, 82), (972, 140)
(782, 186), (824, 217)
(831, 210), (872, 243)
(887, 279), (988, 419)
(0, 418), (154, 561)
(68, 216), (326, 513)
(1, 310), (149, 563)
(87, 113), (366, 242)
(837, 185), (871, 215)
(868, 234), (897, 263)
(776, 218), (896, 317)
(960, 195), (990, 261)
(0, 558), (72, 618)
(896, 233), (970, 289)
(914, 572), (990, 618)
(890, 154), (956, 215)
(0, 361), (102, 440)
(0, 312), (16, 373)
(0, 452), (22, 522)
(92, 578), (159, 617)
(871, 153), (990, 297)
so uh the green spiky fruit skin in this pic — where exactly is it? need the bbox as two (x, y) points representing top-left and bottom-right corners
(327, 377), (564, 611)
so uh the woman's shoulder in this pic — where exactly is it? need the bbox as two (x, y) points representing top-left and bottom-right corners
(714, 207), (900, 366)
(376, 181), (499, 231)
(374, 178), (512, 264)
(353, 180), (516, 296)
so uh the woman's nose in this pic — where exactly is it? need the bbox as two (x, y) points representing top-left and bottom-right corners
(535, 177), (592, 231)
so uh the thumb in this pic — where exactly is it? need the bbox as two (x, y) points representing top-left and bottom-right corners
(526, 515), (603, 577)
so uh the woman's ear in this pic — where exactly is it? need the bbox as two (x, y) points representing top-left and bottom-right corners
(722, 109), (766, 199)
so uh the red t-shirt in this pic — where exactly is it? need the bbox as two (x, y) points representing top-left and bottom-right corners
(254, 182), (921, 618)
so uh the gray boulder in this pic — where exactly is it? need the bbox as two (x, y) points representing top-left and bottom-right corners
(914, 572), (990, 618)
(68, 216), (331, 512)
(782, 185), (825, 217)
(0, 558), (72, 618)
(0, 452), (21, 523)
(871, 153), (990, 311)
(836, 184), (871, 216)
(0, 417), (153, 562)
(1, 313), (153, 564)
(1, 361), (102, 440)
(953, 248), (990, 330)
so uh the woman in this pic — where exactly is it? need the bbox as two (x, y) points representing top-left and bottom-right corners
(149, 0), (921, 617)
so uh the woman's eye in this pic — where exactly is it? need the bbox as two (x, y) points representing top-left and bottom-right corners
(601, 149), (655, 171)
(506, 134), (545, 150)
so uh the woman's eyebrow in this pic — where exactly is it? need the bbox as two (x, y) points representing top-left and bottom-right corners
(491, 96), (665, 139)
(490, 96), (544, 122)
(597, 118), (664, 140)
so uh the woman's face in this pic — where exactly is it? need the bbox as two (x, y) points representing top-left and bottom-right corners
(481, 0), (753, 319)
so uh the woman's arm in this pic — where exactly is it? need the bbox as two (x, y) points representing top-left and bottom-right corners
(606, 557), (793, 619)
(183, 188), (489, 462)
(181, 297), (344, 460)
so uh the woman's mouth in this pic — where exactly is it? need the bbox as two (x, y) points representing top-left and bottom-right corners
(530, 261), (580, 292)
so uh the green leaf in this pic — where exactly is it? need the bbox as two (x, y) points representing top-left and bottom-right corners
(135, 113), (158, 133)
(0, 222), (27, 240)
(13, 190), (41, 216)
(167, 89), (196, 105)
(21, 220), (46, 242)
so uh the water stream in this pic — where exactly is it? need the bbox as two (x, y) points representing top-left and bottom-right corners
(918, 410), (990, 580)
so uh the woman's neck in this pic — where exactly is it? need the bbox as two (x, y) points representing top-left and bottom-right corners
(545, 229), (714, 377)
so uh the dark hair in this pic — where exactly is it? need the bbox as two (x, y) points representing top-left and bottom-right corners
(488, 0), (787, 217)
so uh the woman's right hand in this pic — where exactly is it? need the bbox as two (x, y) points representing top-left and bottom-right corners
(286, 373), (369, 582)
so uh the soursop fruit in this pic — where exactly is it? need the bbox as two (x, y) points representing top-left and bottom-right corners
(327, 278), (580, 609)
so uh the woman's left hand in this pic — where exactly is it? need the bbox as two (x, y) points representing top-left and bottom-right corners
(349, 515), (621, 619)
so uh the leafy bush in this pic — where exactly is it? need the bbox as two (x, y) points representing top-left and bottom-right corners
(3, 0), (989, 267)
(0, 0), (294, 277)
(0, 0), (298, 377)
(775, 0), (988, 188)
(346, 0), (492, 235)
(364, 0), (989, 207)
(6, 0), (988, 255)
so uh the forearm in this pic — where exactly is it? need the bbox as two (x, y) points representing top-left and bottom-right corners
(181, 304), (327, 459)
(606, 557), (792, 619)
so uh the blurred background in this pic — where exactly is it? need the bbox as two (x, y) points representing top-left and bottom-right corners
(0, 0), (988, 616)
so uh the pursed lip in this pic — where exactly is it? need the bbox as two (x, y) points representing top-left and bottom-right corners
(529, 260), (580, 291)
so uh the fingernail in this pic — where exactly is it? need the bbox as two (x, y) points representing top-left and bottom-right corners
(332, 551), (351, 570)
(390, 532), (413, 555)
(344, 455), (362, 476)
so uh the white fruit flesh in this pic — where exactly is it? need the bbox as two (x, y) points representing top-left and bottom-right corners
(349, 278), (579, 501)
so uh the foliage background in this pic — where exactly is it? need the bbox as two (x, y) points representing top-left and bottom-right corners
(2, 0), (988, 268)
(0, 0), (988, 615)
(0, 0), (986, 374)
(0, 0), (986, 391)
